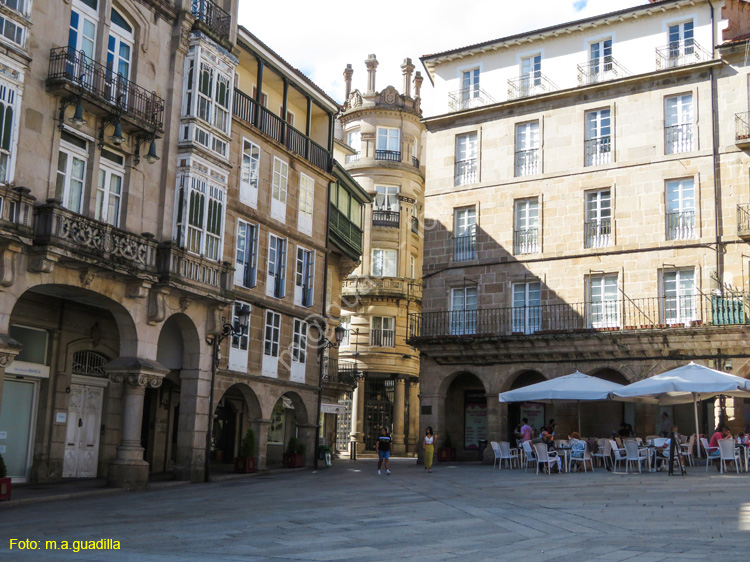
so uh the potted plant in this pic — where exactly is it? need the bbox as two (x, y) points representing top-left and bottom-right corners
(0, 453), (10, 501)
(295, 440), (307, 467)
(438, 434), (456, 462)
(283, 436), (303, 468)
(234, 428), (256, 473)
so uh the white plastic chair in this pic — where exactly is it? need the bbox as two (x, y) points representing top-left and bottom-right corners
(624, 440), (650, 473)
(532, 442), (557, 475)
(490, 441), (502, 469)
(701, 437), (720, 472)
(592, 439), (611, 469)
(522, 441), (537, 472)
(609, 439), (627, 472)
(499, 441), (520, 469)
(718, 438), (741, 474)
(680, 434), (695, 467)
(568, 440), (593, 472)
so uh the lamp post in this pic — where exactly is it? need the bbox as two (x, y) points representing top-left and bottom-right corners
(204, 304), (250, 483)
(310, 323), (346, 469)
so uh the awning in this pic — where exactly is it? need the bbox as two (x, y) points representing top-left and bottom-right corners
(321, 403), (346, 414)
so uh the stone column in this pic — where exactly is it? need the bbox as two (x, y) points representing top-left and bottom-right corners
(365, 54), (378, 94)
(401, 58), (414, 98)
(253, 420), (271, 470)
(174, 367), (208, 482)
(296, 423), (317, 467)
(407, 379), (419, 455)
(343, 64), (353, 100)
(106, 357), (168, 490)
(355, 378), (366, 454)
(414, 71), (423, 99)
(392, 377), (406, 455)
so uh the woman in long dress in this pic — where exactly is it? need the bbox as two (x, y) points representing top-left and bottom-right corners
(423, 426), (436, 473)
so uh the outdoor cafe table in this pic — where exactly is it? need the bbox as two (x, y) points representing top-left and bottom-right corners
(555, 446), (571, 472)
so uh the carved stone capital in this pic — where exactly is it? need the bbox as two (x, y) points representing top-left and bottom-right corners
(27, 254), (55, 274)
(104, 356), (169, 389)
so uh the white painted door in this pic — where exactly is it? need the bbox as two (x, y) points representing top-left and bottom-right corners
(63, 384), (103, 478)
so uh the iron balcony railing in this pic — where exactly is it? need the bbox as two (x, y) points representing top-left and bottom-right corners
(665, 123), (693, 154)
(738, 204), (750, 236)
(191, 0), (231, 41)
(514, 149), (539, 176)
(577, 58), (629, 86)
(448, 87), (496, 111)
(508, 74), (557, 100)
(375, 149), (401, 162)
(322, 358), (361, 387)
(372, 209), (400, 228)
(412, 156), (420, 168)
(584, 219), (612, 249)
(233, 90), (332, 173)
(328, 203), (363, 255)
(514, 227), (539, 255)
(455, 158), (478, 186)
(666, 210), (696, 240)
(584, 136), (611, 166)
(47, 47), (165, 131)
(655, 40), (711, 70)
(370, 329), (395, 347)
(408, 293), (748, 341)
(346, 153), (360, 164)
(411, 215), (419, 234)
(453, 233), (477, 262)
(736, 112), (750, 145)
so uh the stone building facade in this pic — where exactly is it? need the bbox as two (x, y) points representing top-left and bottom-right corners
(0, 0), (363, 487)
(413, 0), (750, 457)
(335, 56), (425, 455)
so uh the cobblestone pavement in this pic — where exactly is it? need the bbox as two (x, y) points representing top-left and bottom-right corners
(1, 458), (749, 561)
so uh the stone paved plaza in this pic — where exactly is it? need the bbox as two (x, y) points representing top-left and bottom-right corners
(1, 458), (750, 561)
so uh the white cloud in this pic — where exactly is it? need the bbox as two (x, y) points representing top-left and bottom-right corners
(238, 0), (646, 116)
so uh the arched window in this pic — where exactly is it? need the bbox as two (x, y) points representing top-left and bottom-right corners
(72, 350), (108, 377)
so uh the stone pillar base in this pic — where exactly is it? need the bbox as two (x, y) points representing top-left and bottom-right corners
(392, 433), (405, 456)
(108, 459), (150, 490)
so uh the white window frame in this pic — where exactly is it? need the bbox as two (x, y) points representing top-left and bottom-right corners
(376, 127), (400, 153)
(234, 220), (258, 288)
(515, 121), (540, 176)
(228, 301), (250, 372)
(371, 248), (397, 277)
(95, 154), (124, 227)
(663, 269), (697, 325)
(460, 67), (480, 108)
(294, 245), (314, 308)
(262, 310), (281, 378)
(585, 189), (612, 248)
(239, 138), (260, 208)
(370, 316), (395, 347)
(56, 134), (88, 214)
(374, 185), (399, 212)
(589, 274), (619, 328)
(290, 319), (307, 383)
(174, 164), (227, 261)
(70, 0), (98, 60)
(266, 234), (287, 299)
(450, 286), (477, 335)
(271, 157), (288, 222)
(667, 19), (695, 63)
(0, 77), (21, 184)
(297, 173), (314, 236)
(588, 38), (613, 82)
(512, 281), (541, 334)
(584, 108), (611, 166)
(665, 93), (693, 154)
(514, 198), (540, 255)
(666, 178), (696, 240)
(519, 53), (542, 96)
(454, 132), (478, 186)
(454, 206), (477, 261)
(346, 129), (360, 163)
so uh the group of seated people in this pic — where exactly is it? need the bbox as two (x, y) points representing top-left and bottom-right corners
(527, 430), (590, 473)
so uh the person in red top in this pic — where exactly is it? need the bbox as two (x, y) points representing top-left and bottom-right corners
(709, 426), (729, 450)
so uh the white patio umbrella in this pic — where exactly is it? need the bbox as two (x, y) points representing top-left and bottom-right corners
(498, 371), (634, 434)
(611, 362), (750, 457)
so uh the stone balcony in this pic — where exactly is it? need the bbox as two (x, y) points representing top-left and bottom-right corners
(156, 242), (233, 302)
(342, 276), (422, 303)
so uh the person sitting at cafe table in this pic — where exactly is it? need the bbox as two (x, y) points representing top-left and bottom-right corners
(531, 431), (561, 472)
(618, 423), (632, 438)
(709, 426), (730, 450)
(568, 431), (591, 472)
(656, 426), (683, 471)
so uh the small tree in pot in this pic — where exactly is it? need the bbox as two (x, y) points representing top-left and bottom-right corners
(234, 428), (256, 473)
(283, 436), (300, 468)
(0, 453), (10, 501)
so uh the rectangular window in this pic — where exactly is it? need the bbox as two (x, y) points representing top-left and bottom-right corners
(295, 246), (314, 307)
(512, 282), (541, 334)
(585, 109), (611, 166)
(585, 189), (612, 248)
(298, 173), (314, 236)
(252, 86), (268, 107)
(267, 234), (287, 299)
(666, 178), (695, 240)
(376, 127), (400, 161)
(271, 157), (288, 222)
(455, 132), (478, 185)
(263, 310), (281, 357)
(214, 73), (230, 133)
(663, 269), (696, 324)
(410, 255), (415, 279)
(235, 220), (258, 288)
(0, 14), (24, 48)
(374, 185), (399, 212)
(668, 20), (694, 64)
(228, 301), (250, 372)
(514, 198), (540, 255)
(239, 139), (260, 207)
(454, 206), (477, 261)
(515, 121), (540, 176)
(346, 129), (361, 163)
(665, 94), (693, 154)
(588, 38), (613, 82)
(292, 319), (307, 364)
(520, 54), (542, 95)
(460, 68), (480, 109)
(175, 170), (226, 260)
(197, 62), (213, 124)
(589, 274), (619, 328)
(55, 133), (88, 214)
(96, 152), (124, 227)
(69, 3), (97, 60)
(0, 80), (19, 184)
(371, 316), (395, 347)
(371, 249), (397, 277)
(450, 287), (477, 335)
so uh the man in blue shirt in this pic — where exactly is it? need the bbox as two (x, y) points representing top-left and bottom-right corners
(377, 427), (392, 475)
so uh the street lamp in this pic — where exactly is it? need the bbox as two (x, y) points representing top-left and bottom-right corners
(310, 323), (346, 469)
(204, 304), (250, 483)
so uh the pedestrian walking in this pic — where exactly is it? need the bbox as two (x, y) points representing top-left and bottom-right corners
(377, 427), (391, 475)
(423, 426), (436, 473)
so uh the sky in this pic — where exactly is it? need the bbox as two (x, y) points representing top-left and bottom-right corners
(238, 0), (646, 117)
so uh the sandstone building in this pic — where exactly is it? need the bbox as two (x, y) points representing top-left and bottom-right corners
(412, 0), (750, 456)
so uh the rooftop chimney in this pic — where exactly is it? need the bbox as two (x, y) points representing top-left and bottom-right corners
(365, 54), (378, 94)
(401, 58), (415, 97)
(414, 71), (423, 99)
(343, 64), (353, 100)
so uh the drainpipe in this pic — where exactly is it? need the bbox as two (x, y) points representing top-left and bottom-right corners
(707, 0), (722, 290)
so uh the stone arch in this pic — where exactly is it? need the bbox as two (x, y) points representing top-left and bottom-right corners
(64, 338), (118, 374)
(441, 371), (488, 461)
(504, 368), (547, 392)
(111, 0), (150, 54)
(210, 383), (263, 467)
(437, 368), (490, 398)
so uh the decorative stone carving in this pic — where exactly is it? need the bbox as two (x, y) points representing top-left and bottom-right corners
(0, 240), (21, 288)
(179, 297), (192, 312)
(104, 356), (170, 388)
(27, 254), (55, 274)
(382, 86), (398, 105)
(109, 372), (164, 388)
(147, 287), (167, 325)
(90, 322), (102, 347)
(79, 269), (95, 287)
(126, 280), (149, 299)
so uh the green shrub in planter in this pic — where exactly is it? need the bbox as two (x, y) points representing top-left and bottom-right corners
(286, 436), (299, 456)
(240, 429), (255, 459)
(296, 441), (306, 456)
